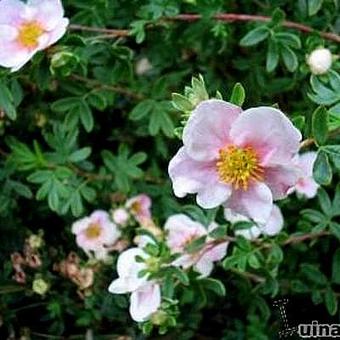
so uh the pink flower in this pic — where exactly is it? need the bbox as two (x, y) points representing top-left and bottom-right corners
(225, 205), (284, 240)
(126, 194), (152, 225)
(169, 100), (301, 223)
(292, 152), (319, 198)
(72, 210), (121, 260)
(108, 248), (161, 322)
(0, 0), (69, 72)
(165, 214), (228, 277)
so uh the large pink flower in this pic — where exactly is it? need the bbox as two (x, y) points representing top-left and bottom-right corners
(169, 100), (301, 223)
(0, 0), (69, 72)
(165, 214), (228, 277)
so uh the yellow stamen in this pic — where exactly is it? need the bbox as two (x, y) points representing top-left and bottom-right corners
(85, 223), (102, 239)
(17, 21), (44, 48)
(216, 145), (263, 190)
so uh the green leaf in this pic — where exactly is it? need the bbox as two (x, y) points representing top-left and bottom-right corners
(308, 0), (323, 16)
(312, 106), (328, 146)
(275, 33), (301, 49)
(331, 249), (340, 284)
(129, 99), (155, 120)
(300, 264), (327, 285)
(240, 26), (270, 47)
(229, 83), (246, 106)
(322, 145), (340, 170)
(280, 46), (298, 72)
(317, 188), (332, 216)
(185, 235), (207, 253)
(79, 100), (94, 132)
(0, 81), (16, 120)
(201, 278), (226, 296)
(68, 147), (91, 163)
(324, 287), (337, 315)
(172, 93), (193, 112)
(313, 151), (332, 185)
(266, 39), (279, 72)
(330, 223), (340, 241)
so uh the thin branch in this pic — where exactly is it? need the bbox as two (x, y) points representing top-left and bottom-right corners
(300, 138), (315, 149)
(70, 74), (144, 100)
(283, 231), (330, 245)
(68, 13), (340, 43)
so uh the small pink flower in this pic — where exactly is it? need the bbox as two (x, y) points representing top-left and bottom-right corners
(225, 205), (284, 240)
(165, 214), (228, 277)
(0, 0), (69, 72)
(292, 152), (319, 198)
(72, 210), (121, 260)
(126, 194), (152, 225)
(108, 248), (161, 322)
(169, 100), (301, 223)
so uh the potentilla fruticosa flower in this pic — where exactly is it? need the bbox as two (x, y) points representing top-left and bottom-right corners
(108, 248), (161, 322)
(0, 0), (69, 72)
(72, 210), (121, 260)
(169, 100), (302, 223)
(225, 204), (284, 240)
(165, 214), (228, 277)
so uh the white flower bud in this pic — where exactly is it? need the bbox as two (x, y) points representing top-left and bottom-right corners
(112, 208), (129, 226)
(307, 48), (332, 75)
(32, 278), (49, 295)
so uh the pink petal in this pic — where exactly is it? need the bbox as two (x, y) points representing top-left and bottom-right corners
(261, 204), (284, 236)
(108, 277), (130, 294)
(169, 147), (215, 197)
(183, 99), (242, 162)
(129, 283), (161, 322)
(31, 0), (65, 30)
(0, 25), (18, 41)
(230, 107), (302, 165)
(116, 248), (147, 282)
(0, 41), (32, 70)
(196, 182), (232, 209)
(165, 214), (206, 253)
(295, 178), (319, 198)
(235, 226), (261, 240)
(264, 165), (298, 200)
(226, 182), (273, 224)
(296, 152), (317, 177)
(0, 0), (26, 25)
(45, 18), (69, 46)
(202, 242), (228, 262)
(195, 258), (214, 277)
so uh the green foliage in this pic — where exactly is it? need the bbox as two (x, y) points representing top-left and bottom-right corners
(0, 0), (339, 338)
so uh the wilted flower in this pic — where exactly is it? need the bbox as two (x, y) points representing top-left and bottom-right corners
(11, 252), (25, 272)
(0, 0), (69, 72)
(14, 269), (26, 284)
(126, 194), (152, 225)
(73, 267), (94, 290)
(108, 248), (161, 322)
(72, 210), (121, 260)
(112, 208), (129, 226)
(135, 57), (152, 75)
(169, 100), (301, 223)
(290, 152), (319, 198)
(165, 214), (228, 277)
(26, 253), (42, 269)
(307, 48), (332, 75)
(32, 278), (49, 295)
(225, 205), (284, 240)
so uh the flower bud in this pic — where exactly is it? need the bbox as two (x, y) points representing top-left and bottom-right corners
(32, 278), (49, 295)
(112, 208), (129, 226)
(307, 48), (332, 75)
(151, 310), (168, 325)
(27, 233), (43, 249)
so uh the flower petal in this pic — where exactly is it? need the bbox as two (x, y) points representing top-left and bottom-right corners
(0, 0), (26, 25)
(169, 146), (220, 198)
(230, 107), (302, 165)
(264, 164), (298, 200)
(30, 0), (65, 30)
(183, 99), (242, 162)
(235, 226), (261, 240)
(261, 204), (284, 236)
(129, 283), (161, 322)
(196, 182), (231, 209)
(165, 214), (206, 253)
(295, 178), (319, 198)
(226, 182), (273, 224)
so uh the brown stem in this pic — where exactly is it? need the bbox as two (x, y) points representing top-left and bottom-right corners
(70, 74), (144, 100)
(69, 13), (340, 43)
(300, 138), (315, 149)
(283, 231), (330, 245)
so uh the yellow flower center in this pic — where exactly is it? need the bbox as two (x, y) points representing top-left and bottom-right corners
(85, 223), (102, 239)
(216, 145), (263, 190)
(17, 21), (44, 48)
